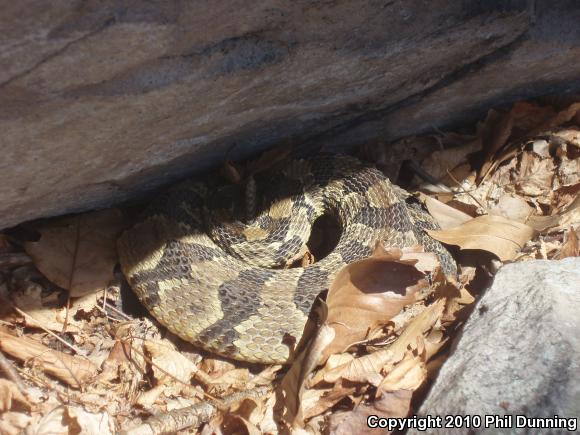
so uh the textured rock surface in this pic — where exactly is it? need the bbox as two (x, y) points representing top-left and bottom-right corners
(2, 1), (580, 228)
(410, 258), (580, 434)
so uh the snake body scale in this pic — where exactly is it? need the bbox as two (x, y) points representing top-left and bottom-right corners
(118, 155), (455, 364)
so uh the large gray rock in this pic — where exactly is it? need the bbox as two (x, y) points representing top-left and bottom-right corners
(2, 1), (580, 228)
(411, 258), (580, 435)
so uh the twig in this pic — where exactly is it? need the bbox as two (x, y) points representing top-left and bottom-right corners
(445, 169), (489, 211)
(94, 304), (123, 321)
(121, 386), (271, 435)
(407, 160), (452, 192)
(0, 349), (27, 393)
(11, 306), (84, 355)
(102, 299), (132, 321)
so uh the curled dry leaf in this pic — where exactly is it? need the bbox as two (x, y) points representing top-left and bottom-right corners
(0, 411), (32, 435)
(27, 406), (68, 435)
(321, 245), (431, 361)
(65, 406), (114, 435)
(318, 299), (445, 386)
(9, 284), (97, 333)
(329, 389), (413, 435)
(246, 143), (293, 175)
(378, 353), (426, 392)
(489, 194), (535, 223)
(420, 139), (481, 182)
(0, 330), (97, 389)
(0, 379), (30, 412)
(418, 193), (472, 230)
(143, 340), (198, 385)
(330, 352), (427, 435)
(24, 209), (126, 297)
(558, 227), (579, 259)
(478, 109), (514, 182)
(220, 160), (243, 184)
(427, 215), (536, 261)
(278, 323), (336, 429)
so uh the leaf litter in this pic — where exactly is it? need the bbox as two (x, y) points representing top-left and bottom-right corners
(0, 98), (578, 434)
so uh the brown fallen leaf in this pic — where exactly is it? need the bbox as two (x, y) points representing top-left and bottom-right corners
(420, 139), (481, 182)
(0, 411), (32, 435)
(0, 329), (97, 389)
(427, 215), (537, 261)
(329, 389), (412, 435)
(329, 351), (427, 435)
(246, 143), (293, 175)
(510, 101), (556, 134)
(321, 247), (429, 361)
(0, 379), (30, 412)
(418, 194), (473, 229)
(9, 283), (82, 333)
(143, 340), (199, 385)
(317, 299), (445, 386)
(277, 322), (336, 429)
(26, 406), (68, 435)
(65, 406), (114, 435)
(532, 101), (580, 133)
(558, 227), (579, 259)
(489, 194), (535, 223)
(220, 160), (243, 184)
(301, 382), (357, 421)
(24, 209), (126, 297)
(478, 109), (514, 182)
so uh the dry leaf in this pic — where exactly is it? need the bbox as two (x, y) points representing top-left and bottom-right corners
(0, 411), (32, 435)
(427, 215), (536, 261)
(515, 151), (555, 197)
(478, 109), (514, 181)
(278, 323), (336, 428)
(420, 139), (481, 181)
(0, 379), (30, 412)
(318, 299), (445, 386)
(328, 389), (413, 435)
(533, 101), (580, 133)
(143, 340), (198, 385)
(329, 353), (427, 434)
(558, 227), (579, 259)
(301, 383), (357, 421)
(321, 249), (428, 360)
(378, 353), (426, 392)
(0, 330), (97, 388)
(24, 209), (126, 297)
(489, 194), (534, 223)
(65, 406), (114, 435)
(221, 160), (243, 184)
(418, 194), (473, 229)
(26, 406), (68, 435)
(246, 143), (292, 174)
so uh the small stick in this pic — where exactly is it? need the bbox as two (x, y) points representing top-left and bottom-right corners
(94, 304), (123, 321)
(102, 299), (132, 321)
(12, 306), (84, 355)
(445, 169), (489, 211)
(407, 160), (452, 192)
(121, 386), (271, 435)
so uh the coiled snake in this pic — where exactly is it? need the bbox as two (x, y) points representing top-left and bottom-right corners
(118, 155), (455, 363)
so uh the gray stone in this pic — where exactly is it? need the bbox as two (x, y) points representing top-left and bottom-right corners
(410, 258), (580, 435)
(2, 2), (580, 228)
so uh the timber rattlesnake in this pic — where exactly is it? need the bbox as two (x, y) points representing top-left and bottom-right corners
(118, 155), (455, 363)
